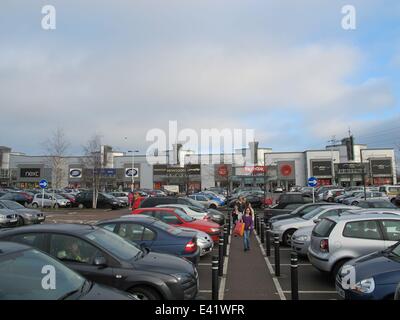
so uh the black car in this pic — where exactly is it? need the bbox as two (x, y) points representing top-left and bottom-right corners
(96, 215), (200, 264)
(0, 241), (136, 300)
(0, 224), (198, 300)
(0, 192), (33, 206)
(75, 192), (121, 209)
(228, 194), (264, 208)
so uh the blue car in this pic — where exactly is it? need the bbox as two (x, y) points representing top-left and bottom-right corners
(336, 241), (400, 300)
(198, 192), (226, 206)
(96, 215), (200, 264)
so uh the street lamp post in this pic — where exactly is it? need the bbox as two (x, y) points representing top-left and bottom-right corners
(360, 149), (367, 200)
(128, 150), (139, 192)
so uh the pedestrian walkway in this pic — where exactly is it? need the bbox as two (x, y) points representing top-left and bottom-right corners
(223, 229), (280, 300)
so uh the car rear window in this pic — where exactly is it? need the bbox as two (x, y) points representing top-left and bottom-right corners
(343, 220), (382, 240)
(312, 219), (336, 237)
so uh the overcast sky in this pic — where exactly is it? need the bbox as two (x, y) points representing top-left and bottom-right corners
(0, 0), (399, 160)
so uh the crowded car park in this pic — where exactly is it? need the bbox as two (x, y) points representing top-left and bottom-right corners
(1, 181), (400, 300)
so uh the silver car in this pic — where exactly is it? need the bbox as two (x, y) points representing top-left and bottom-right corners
(343, 191), (388, 206)
(271, 205), (359, 245)
(178, 227), (213, 256)
(0, 208), (18, 228)
(291, 226), (314, 256)
(32, 193), (71, 208)
(308, 213), (400, 276)
(0, 200), (45, 225)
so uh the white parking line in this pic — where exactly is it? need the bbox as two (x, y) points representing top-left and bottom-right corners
(199, 290), (212, 293)
(254, 232), (286, 300)
(198, 263), (212, 266)
(270, 263), (312, 266)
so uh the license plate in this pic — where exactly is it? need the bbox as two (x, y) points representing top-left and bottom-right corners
(38, 217), (45, 220)
(10, 219), (18, 223)
(336, 284), (345, 299)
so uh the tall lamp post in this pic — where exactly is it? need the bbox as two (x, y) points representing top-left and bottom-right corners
(128, 150), (139, 192)
(360, 149), (367, 200)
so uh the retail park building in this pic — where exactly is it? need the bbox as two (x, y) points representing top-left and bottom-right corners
(0, 138), (398, 192)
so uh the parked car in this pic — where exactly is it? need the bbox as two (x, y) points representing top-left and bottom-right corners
(0, 192), (33, 207)
(291, 226), (314, 256)
(96, 215), (200, 264)
(228, 194), (264, 208)
(378, 185), (400, 204)
(0, 208), (18, 228)
(0, 224), (199, 300)
(355, 199), (399, 209)
(108, 192), (129, 205)
(178, 227), (214, 256)
(308, 213), (400, 277)
(31, 193), (71, 208)
(0, 200), (45, 225)
(343, 191), (388, 206)
(188, 194), (219, 209)
(0, 241), (136, 300)
(268, 202), (336, 225)
(75, 192), (121, 209)
(271, 205), (359, 245)
(198, 192), (226, 206)
(335, 241), (400, 300)
(156, 204), (209, 220)
(132, 207), (221, 242)
(335, 190), (365, 203)
(140, 196), (206, 210)
(323, 189), (345, 202)
(58, 193), (78, 207)
(300, 186), (315, 197)
(316, 185), (339, 201)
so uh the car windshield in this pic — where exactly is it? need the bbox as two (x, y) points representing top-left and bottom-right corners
(102, 193), (115, 199)
(153, 220), (182, 235)
(85, 228), (141, 260)
(2, 200), (25, 210)
(188, 206), (208, 213)
(184, 197), (203, 207)
(390, 242), (400, 257)
(0, 249), (85, 300)
(302, 207), (327, 220)
(174, 208), (195, 222)
(55, 195), (66, 200)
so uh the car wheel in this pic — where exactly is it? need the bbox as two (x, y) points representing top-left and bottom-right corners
(209, 204), (217, 209)
(78, 204), (84, 209)
(351, 201), (358, 206)
(128, 286), (162, 300)
(24, 201), (28, 207)
(282, 229), (296, 246)
(32, 203), (39, 208)
(17, 216), (25, 226)
(328, 197), (334, 203)
(54, 203), (60, 209)
(332, 259), (350, 279)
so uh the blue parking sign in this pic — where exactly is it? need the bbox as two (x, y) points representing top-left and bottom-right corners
(39, 179), (48, 189)
(308, 177), (318, 187)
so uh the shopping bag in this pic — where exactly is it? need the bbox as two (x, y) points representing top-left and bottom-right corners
(233, 222), (245, 237)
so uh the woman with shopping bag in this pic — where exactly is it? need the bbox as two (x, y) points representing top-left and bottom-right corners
(242, 207), (254, 251)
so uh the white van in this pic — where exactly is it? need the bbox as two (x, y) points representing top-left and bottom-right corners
(378, 185), (400, 203)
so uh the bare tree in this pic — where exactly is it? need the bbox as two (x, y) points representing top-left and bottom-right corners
(43, 128), (70, 189)
(81, 134), (103, 209)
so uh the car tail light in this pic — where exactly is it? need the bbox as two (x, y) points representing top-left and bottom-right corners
(184, 239), (197, 253)
(320, 239), (329, 252)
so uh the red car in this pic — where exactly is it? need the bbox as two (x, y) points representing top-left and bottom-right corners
(132, 207), (221, 242)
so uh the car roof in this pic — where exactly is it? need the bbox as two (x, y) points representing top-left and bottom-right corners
(357, 198), (390, 203)
(328, 213), (400, 223)
(98, 214), (159, 224)
(136, 207), (175, 212)
(0, 223), (98, 236)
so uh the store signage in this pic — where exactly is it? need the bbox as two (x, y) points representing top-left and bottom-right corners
(94, 168), (116, 176)
(370, 159), (392, 176)
(20, 168), (40, 178)
(69, 168), (82, 178)
(337, 163), (365, 174)
(125, 168), (139, 178)
(217, 165), (229, 177)
(277, 161), (295, 179)
(244, 166), (267, 174)
(311, 160), (332, 177)
(153, 165), (200, 176)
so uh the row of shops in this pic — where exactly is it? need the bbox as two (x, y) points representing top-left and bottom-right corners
(0, 140), (398, 191)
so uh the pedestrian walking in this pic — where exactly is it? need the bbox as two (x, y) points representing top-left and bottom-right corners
(241, 207), (254, 251)
(232, 204), (239, 227)
(131, 192), (143, 211)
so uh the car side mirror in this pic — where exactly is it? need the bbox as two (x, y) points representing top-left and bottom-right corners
(313, 219), (321, 224)
(93, 256), (107, 268)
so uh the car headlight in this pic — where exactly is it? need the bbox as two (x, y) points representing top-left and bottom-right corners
(295, 235), (309, 242)
(172, 273), (191, 282)
(352, 278), (375, 294)
(0, 214), (6, 219)
(210, 228), (220, 233)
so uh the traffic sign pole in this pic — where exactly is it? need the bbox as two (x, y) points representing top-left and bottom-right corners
(42, 188), (44, 208)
